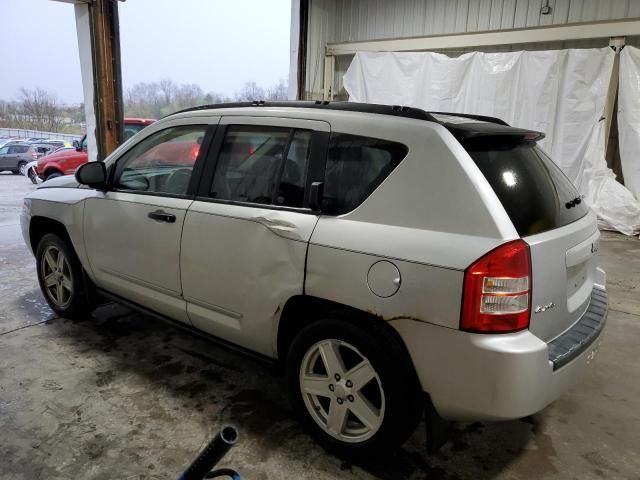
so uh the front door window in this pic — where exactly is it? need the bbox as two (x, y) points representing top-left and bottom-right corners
(113, 125), (207, 196)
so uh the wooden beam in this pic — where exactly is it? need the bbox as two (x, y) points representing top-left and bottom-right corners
(89, 0), (124, 160)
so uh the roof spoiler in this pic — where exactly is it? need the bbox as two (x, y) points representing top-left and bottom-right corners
(442, 123), (545, 143)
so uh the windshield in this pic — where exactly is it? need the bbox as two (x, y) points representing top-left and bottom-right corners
(465, 139), (589, 236)
(124, 123), (147, 141)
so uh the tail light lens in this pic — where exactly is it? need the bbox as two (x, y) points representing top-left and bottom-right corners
(32, 151), (38, 159)
(461, 240), (531, 333)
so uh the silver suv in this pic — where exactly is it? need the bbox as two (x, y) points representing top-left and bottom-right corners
(21, 102), (607, 458)
(0, 142), (35, 175)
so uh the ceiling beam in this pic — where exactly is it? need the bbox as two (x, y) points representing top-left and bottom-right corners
(326, 18), (640, 56)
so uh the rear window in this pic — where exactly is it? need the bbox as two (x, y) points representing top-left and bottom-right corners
(323, 133), (407, 215)
(465, 140), (588, 236)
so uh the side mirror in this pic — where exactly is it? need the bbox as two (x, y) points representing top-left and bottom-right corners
(73, 140), (81, 151)
(75, 162), (107, 189)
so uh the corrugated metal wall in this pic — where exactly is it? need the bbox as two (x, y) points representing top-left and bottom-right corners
(304, 0), (640, 98)
(330, 0), (640, 42)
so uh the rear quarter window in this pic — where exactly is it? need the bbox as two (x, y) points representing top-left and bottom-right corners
(465, 139), (589, 236)
(323, 133), (407, 215)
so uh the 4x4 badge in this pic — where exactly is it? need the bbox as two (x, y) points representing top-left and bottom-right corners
(535, 302), (555, 313)
(591, 241), (599, 254)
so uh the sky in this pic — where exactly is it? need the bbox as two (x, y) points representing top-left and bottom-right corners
(0, 0), (292, 104)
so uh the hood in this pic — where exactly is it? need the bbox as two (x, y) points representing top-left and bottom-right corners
(37, 147), (81, 164)
(37, 174), (79, 189)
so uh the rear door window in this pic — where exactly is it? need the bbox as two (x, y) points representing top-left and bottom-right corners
(322, 133), (408, 215)
(210, 125), (313, 208)
(465, 140), (588, 236)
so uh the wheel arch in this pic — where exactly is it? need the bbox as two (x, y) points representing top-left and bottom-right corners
(276, 295), (420, 387)
(42, 165), (64, 178)
(29, 216), (73, 255)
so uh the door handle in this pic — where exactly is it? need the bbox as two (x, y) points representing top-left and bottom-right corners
(147, 210), (176, 223)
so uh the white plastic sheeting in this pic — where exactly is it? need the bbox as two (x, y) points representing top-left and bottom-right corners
(619, 46), (640, 200)
(344, 49), (640, 235)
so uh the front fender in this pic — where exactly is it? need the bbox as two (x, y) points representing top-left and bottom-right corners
(26, 188), (103, 282)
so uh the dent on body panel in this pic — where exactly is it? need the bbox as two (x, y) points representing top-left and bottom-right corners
(251, 225), (306, 299)
(237, 223), (307, 356)
(181, 209), (306, 356)
(252, 215), (302, 241)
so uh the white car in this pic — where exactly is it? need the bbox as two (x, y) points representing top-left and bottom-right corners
(24, 159), (40, 184)
(21, 102), (608, 458)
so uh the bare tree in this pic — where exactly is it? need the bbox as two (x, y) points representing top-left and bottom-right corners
(158, 78), (176, 106)
(267, 78), (288, 101)
(125, 82), (165, 118)
(123, 78), (288, 118)
(235, 81), (265, 101)
(16, 88), (63, 132)
(204, 92), (229, 104)
(174, 83), (204, 110)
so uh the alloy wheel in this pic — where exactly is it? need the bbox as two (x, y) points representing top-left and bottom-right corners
(299, 339), (385, 443)
(41, 245), (73, 308)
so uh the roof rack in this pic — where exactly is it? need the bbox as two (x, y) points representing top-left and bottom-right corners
(170, 101), (544, 140)
(172, 100), (444, 122)
(429, 111), (510, 126)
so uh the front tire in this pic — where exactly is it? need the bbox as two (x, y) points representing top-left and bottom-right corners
(44, 171), (62, 182)
(286, 319), (423, 460)
(36, 233), (92, 318)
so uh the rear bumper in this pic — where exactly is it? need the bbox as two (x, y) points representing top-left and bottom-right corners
(391, 285), (607, 421)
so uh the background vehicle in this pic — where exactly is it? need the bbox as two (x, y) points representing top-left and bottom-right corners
(31, 143), (60, 159)
(124, 118), (156, 140)
(30, 139), (69, 150)
(0, 142), (36, 174)
(35, 118), (155, 181)
(24, 160), (40, 183)
(21, 102), (607, 459)
(0, 137), (21, 149)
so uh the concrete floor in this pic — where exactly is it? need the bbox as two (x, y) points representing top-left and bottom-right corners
(1, 172), (639, 480)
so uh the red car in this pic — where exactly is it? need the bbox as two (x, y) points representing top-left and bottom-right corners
(35, 118), (155, 182)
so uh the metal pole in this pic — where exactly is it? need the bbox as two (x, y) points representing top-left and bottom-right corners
(323, 55), (335, 101)
(604, 37), (625, 153)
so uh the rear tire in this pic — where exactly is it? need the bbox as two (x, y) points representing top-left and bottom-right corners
(36, 233), (94, 318)
(286, 318), (423, 461)
(18, 161), (27, 176)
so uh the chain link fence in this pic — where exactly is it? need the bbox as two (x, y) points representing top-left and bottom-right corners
(0, 128), (82, 142)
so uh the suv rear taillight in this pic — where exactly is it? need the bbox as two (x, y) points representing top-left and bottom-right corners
(461, 240), (531, 333)
(32, 150), (38, 159)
